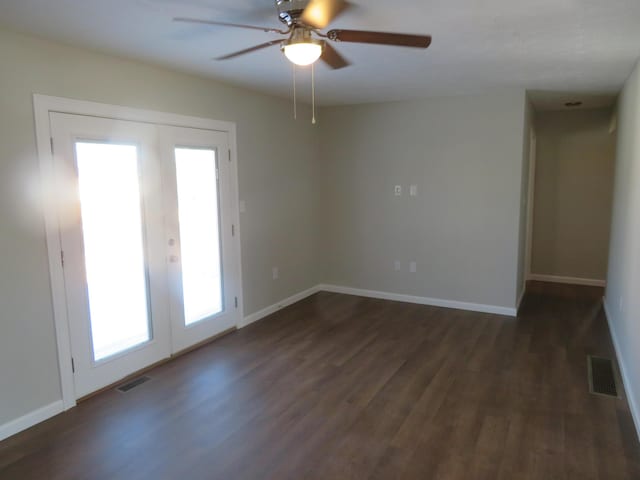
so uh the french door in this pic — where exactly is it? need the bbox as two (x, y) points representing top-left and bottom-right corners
(159, 126), (238, 352)
(50, 113), (239, 398)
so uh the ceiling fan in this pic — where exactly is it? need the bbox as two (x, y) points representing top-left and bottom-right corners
(174, 0), (432, 69)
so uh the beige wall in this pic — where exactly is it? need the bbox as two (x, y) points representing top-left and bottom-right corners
(0, 27), (322, 426)
(531, 108), (616, 280)
(319, 91), (528, 309)
(605, 60), (640, 435)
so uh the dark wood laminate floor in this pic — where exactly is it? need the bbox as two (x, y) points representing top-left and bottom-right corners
(1, 282), (639, 479)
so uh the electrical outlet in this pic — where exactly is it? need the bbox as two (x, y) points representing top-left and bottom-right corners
(409, 261), (417, 273)
(272, 267), (279, 280)
(394, 260), (401, 271)
(394, 185), (402, 196)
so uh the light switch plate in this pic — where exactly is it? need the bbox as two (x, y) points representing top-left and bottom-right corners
(409, 261), (417, 273)
(410, 185), (418, 196)
(394, 260), (401, 271)
(272, 267), (279, 280)
(394, 185), (402, 196)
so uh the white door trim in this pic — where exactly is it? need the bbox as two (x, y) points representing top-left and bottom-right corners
(524, 127), (537, 280)
(33, 94), (243, 411)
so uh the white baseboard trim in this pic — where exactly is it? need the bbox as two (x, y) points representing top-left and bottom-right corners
(528, 274), (606, 287)
(0, 400), (64, 442)
(603, 299), (640, 442)
(240, 283), (518, 327)
(319, 284), (517, 317)
(240, 285), (322, 328)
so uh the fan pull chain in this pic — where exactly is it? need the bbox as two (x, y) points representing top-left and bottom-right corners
(293, 64), (297, 120)
(311, 62), (316, 125)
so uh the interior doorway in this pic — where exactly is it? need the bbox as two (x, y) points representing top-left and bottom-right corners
(525, 107), (616, 287)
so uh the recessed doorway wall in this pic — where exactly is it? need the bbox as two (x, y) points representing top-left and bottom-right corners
(529, 107), (616, 285)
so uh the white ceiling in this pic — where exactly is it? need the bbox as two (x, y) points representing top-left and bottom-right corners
(1, 0), (639, 107)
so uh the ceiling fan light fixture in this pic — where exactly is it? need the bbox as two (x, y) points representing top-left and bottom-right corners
(283, 39), (323, 66)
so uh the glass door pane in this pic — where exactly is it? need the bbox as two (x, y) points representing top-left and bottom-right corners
(174, 147), (223, 325)
(75, 142), (151, 361)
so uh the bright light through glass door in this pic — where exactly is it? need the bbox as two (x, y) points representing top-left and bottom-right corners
(75, 142), (151, 361)
(175, 147), (223, 325)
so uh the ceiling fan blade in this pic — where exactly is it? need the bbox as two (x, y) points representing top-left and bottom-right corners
(215, 40), (283, 60)
(321, 42), (350, 69)
(301, 0), (351, 29)
(327, 29), (432, 48)
(174, 17), (288, 34)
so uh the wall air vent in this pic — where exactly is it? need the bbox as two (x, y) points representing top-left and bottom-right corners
(116, 376), (151, 393)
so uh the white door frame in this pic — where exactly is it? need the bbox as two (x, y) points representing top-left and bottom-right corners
(33, 94), (244, 410)
(524, 127), (537, 280)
